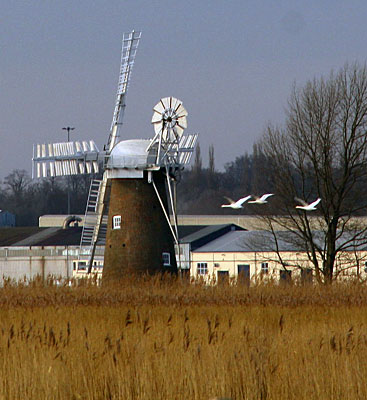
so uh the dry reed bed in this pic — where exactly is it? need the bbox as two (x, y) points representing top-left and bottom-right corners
(1, 276), (367, 307)
(0, 279), (367, 399)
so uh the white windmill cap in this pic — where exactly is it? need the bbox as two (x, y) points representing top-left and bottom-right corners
(106, 139), (158, 178)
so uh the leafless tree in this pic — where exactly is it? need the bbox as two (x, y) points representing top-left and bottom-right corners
(259, 63), (367, 283)
(3, 169), (31, 197)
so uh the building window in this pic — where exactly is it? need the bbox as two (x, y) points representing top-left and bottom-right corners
(77, 261), (87, 271)
(162, 252), (171, 266)
(261, 262), (269, 274)
(197, 262), (208, 275)
(113, 215), (121, 229)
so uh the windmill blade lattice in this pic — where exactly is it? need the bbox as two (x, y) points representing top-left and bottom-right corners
(106, 30), (141, 153)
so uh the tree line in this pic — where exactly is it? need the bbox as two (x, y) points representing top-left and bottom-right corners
(0, 170), (99, 226)
(0, 142), (277, 225)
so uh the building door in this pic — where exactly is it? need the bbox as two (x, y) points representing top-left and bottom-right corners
(301, 268), (313, 284)
(237, 264), (250, 286)
(217, 270), (229, 284)
(279, 270), (292, 284)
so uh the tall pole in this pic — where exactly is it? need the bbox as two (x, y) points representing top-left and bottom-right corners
(62, 126), (75, 215)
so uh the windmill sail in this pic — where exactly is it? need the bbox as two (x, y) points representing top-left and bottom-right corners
(82, 30), (141, 271)
(106, 30), (141, 153)
(32, 140), (100, 178)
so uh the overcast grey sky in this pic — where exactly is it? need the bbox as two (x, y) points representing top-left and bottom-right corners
(1, 0), (367, 179)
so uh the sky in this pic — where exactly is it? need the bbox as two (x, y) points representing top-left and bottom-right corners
(1, 0), (367, 179)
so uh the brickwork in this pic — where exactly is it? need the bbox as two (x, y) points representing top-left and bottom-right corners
(103, 171), (177, 281)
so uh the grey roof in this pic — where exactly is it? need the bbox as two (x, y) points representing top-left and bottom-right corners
(178, 225), (210, 240)
(193, 229), (367, 253)
(193, 230), (311, 253)
(0, 227), (82, 246)
(180, 224), (236, 243)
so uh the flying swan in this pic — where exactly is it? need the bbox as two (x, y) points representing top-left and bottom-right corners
(295, 197), (321, 211)
(221, 196), (251, 209)
(248, 193), (274, 204)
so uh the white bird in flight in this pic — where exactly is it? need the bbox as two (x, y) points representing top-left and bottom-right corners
(221, 195), (251, 209)
(248, 193), (274, 204)
(295, 197), (321, 211)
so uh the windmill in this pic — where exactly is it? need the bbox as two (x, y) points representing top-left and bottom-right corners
(32, 30), (198, 279)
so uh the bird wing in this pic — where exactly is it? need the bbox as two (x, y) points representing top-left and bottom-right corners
(295, 197), (307, 206)
(236, 195), (251, 206)
(223, 196), (234, 204)
(309, 198), (321, 208)
(260, 193), (274, 201)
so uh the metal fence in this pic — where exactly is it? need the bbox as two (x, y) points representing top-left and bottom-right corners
(0, 246), (105, 259)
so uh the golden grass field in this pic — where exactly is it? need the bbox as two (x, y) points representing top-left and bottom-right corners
(1, 277), (367, 399)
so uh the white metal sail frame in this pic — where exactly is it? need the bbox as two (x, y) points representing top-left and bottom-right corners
(32, 140), (100, 178)
(147, 96), (189, 164)
(106, 30), (141, 153)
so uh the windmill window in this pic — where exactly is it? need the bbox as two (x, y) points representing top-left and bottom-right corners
(197, 262), (208, 275)
(113, 215), (121, 229)
(162, 252), (171, 266)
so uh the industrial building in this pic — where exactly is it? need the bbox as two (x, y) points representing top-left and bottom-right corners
(191, 230), (367, 283)
(0, 225), (102, 283)
(0, 210), (15, 227)
(0, 218), (243, 283)
(1, 215), (367, 284)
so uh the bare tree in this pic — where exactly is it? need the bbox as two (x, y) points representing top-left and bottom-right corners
(259, 63), (367, 283)
(3, 169), (31, 197)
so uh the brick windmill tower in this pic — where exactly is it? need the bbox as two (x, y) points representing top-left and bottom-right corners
(32, 31), (198, 280)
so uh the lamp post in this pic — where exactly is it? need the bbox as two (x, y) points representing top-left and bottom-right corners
(62, 126), (75, 215)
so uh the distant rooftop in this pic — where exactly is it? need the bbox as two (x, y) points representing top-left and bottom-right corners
(193, 231), (307, 253)
(193, 230), (367, 253)
(0, 227), (82, 247)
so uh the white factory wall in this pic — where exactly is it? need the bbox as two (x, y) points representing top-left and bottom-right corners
(0, 246), (78, 284)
